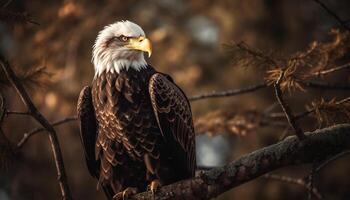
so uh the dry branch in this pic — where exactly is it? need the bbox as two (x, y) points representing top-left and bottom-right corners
(131, 124), (350, 200)
(5, 110), (30, 116)
(299, 80), (350, 90)
(188, 83), (267, 101)
(274, 71), (306, 140)
(311, 62), (350, 76)
(188, 79), (349, 103)
(0, 57), (72, 199)
(315, 150), (350, 173)
(263, 174), (322, 199)
(16, 116), (77, 149)
(312, 0), (350, 31)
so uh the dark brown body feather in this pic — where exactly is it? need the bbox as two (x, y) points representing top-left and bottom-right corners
(77, 65), (196, 199)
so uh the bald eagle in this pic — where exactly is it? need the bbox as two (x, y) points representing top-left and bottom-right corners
(77, 20), (196, 199)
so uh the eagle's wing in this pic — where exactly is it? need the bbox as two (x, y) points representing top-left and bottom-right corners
(149, 73), (196, 176)
(77, 86), (99, 178)
(77, 86), (115, 199)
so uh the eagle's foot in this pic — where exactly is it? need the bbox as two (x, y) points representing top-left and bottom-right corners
(113, 187), (138, 200)
(147, 179), (161, 198)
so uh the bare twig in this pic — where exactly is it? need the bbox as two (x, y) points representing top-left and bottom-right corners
(264, 174), (322, 199)
(189, 83), (268, 101)
(300, 80), (350, 90)
(16, 116), (77, 149)
(5, 110), (30, 116)
(188, 79), (349, 103)
(274, 71), (306, 140)
(307, 163), (317, 200)
(0, 57), (72, 199)
(131, 124), (350, 200)
(315, 150), (350, 173)
(312, 0), (350, 31)
(2, 0), (12, 8)
(312, 62), (350, 76)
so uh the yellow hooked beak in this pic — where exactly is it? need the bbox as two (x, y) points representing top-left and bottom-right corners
(126, 36), (152, 57)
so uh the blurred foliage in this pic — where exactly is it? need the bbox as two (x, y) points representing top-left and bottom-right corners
(308, 97), (350, 127)
(0, 64), (51, 88)
(195, 110), (260, 137)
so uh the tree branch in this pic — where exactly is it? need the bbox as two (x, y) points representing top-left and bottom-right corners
(263, 174), (322, 199)
(274, 71), (306, 140)
(5, 110), (31, 116)
(0, 57), (72, 199)
(312, 0), (350, 31)
(295, 96), (350, 120)
(131, 124), (350, 200)
(299, 80), (350, 90)
(315, 150), (350, 173)
(188, 83), (268, 101)
(16, 116), (77, 149)
(311, 62), (350, 76)
(188, 79), (349, 103)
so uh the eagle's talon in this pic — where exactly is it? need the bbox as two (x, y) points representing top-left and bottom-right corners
(113, 187), (138, 200)
(147, 179), (161, 198)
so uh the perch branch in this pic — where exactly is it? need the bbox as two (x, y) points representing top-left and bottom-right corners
(0, 57), (72, 199)
(131, 124), (350, 200)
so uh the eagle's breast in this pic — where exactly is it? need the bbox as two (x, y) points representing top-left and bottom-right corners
(91, 67), (160, 172)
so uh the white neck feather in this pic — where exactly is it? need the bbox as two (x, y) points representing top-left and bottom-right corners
(92, 51), (147, 76)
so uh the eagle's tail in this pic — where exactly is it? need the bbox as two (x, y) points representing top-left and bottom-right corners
(101, 184), (114, 200)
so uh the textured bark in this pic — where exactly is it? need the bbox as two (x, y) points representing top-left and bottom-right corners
(131, 124), (350, 200)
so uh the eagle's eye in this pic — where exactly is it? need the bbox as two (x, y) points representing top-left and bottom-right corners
(119, 36), (129, 42)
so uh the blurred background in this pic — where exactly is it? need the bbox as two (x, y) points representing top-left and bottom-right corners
(1, 0), (350, 199)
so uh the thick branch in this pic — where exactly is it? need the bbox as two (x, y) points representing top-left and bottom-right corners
(131, 124), (350, 200)
(0, 58), (72, 199)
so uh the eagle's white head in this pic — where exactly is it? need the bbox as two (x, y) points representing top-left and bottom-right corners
(92, 20), (152, 76)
